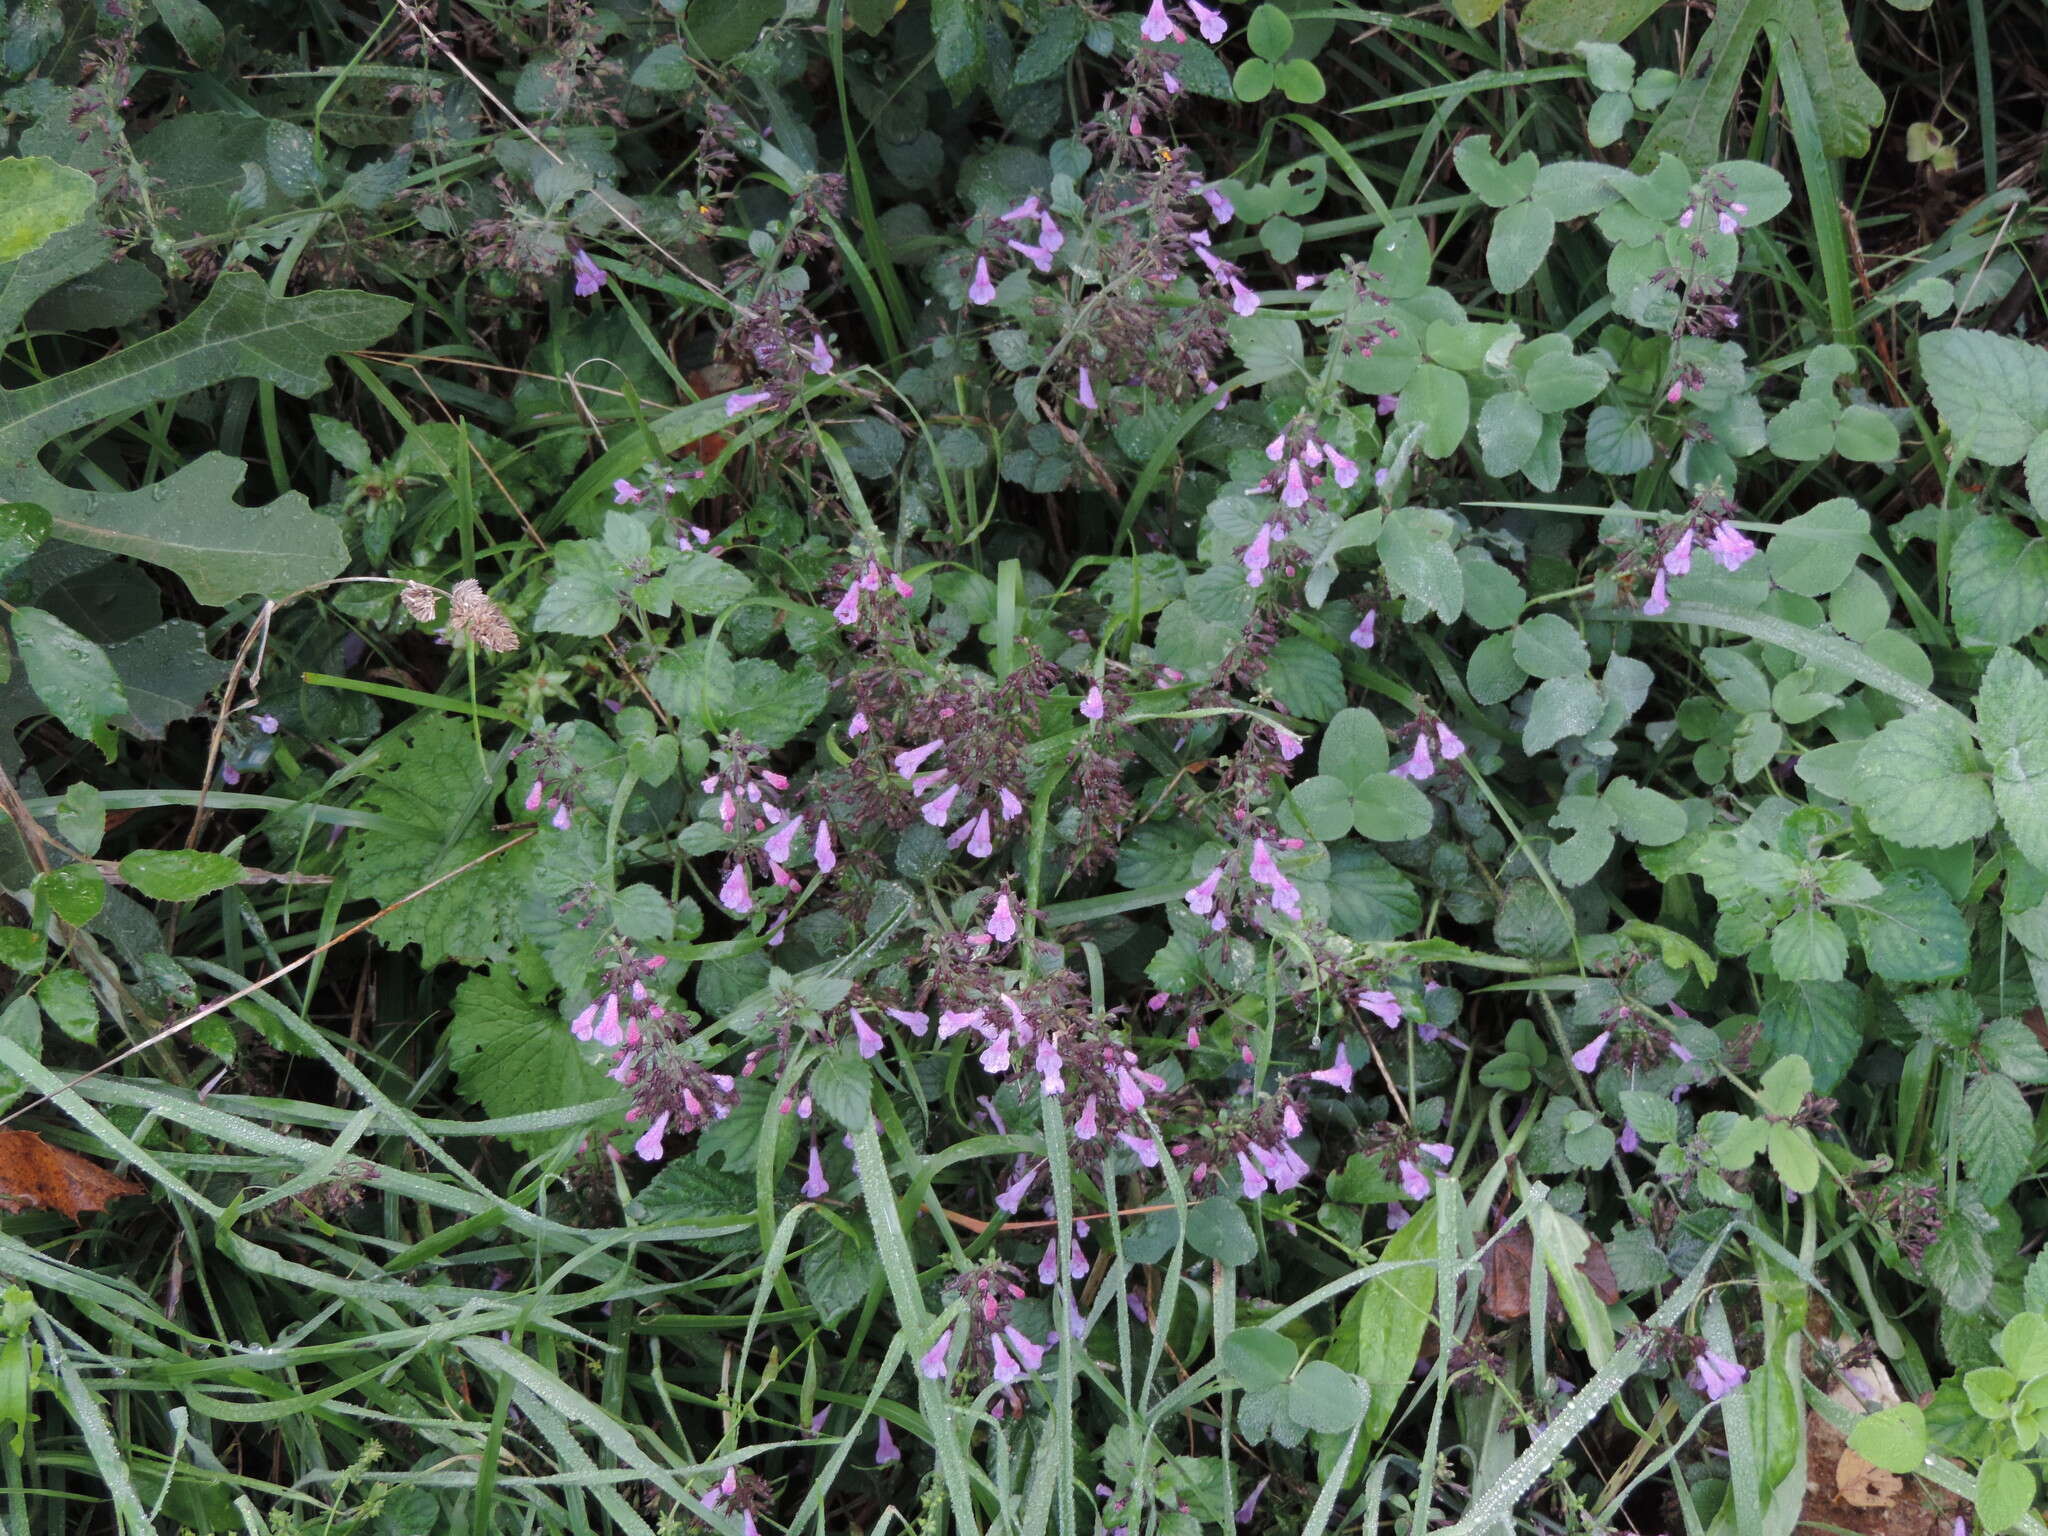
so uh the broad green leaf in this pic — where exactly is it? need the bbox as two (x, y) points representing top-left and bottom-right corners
(1975, 1453), (2036, 1534)
(1846, 1403), (1926, 1474)
(1850, 710), (1996, 847)
(1758, 1054), (1813, 1117)
(37, 968), (98, 1044)
(1977, 649), (2048, 871)
(446, 970), (619, 1153)
(1523, 676), (1603, 753)
(117, 850), (243, 903)
(33, 864), (104, 926)
(1920, 329), (2048, 466)
(1766, 1122), (1819, 1192)
(1959, 1072), (2032, 1204)
(1319, 707), (1391, 787)
(1856, 870), (1968, 983)
(1517, 0), (1664, 49)
(1337, 1197), (1437, 1438)
(809, 1043), (872, 1131)
(1477, 389), (1543, 476)
(1379, 506), (1464, 622)
(1222, 1327), (1299, 1390)
(1486, 200), (1555, 293)
(1603, 778), (1686, 844)
(1997, 1311), (2048, 1377)
(1511, 614), (1591, 679)
(1396, 365), (1470, 460)
(0, 274), (404, 602)
(1763, 497), (1866, 597)
(1771, 907), (1846, 981)
(1949, 514), (2048, 647)
(0, 157), (95, 263)
(1185, 1197), (1257, 1266)
(13, 606), (124, 749)
(1288, 1361), (1367, 1433)
(1759, 980), (1863, 1092)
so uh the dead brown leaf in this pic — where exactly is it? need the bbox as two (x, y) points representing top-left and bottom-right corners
(0, 1129), (142, 1222)
(1480, 1222), (1621, 1321)
(1801, 1409), (1959, 1536)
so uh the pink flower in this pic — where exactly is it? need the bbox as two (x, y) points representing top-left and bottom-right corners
(1643, 569), (1670, 616)
(968, 256), (997, 306)
(1162, 70), (1180, 93)
(999, 195), (1041, 223)
(726, 390), (773, 417)
(1310, 1044), (1355, 1091)
(1140, 0), (1181, 40)
(571, 249), (606, 296)
(919, 1328), (955, 1379)
(1280, 458), (1310, 509)
(1665, 379), (1685, 404)
(887, 1007), (930, 1037)
(612, 478), (644, 504)
(1687, 1349), (1748, 1401)
(828, 583), (859, 624)
(1075, 1095), (1100, 1139)
(1265, 433), (1288, 463)
(803, 1141), (830, 1198)
(850, 1008), (884, 1059)
(1435, 722), (1465, 761)
(1391, 735), (1434, 781)
(1355, 989), (1402, 1026)
(1185, 865), (1223, 916)
(1242, 522), (1277, 586)
(525, 779), (546, 813)
(1678, 207), (1696, 230)
(988, 891), (1018, 942)
(1707, 521), (1758, 571)
(570, 997), (601, 1040)
(998, 787), (1024, 821)
(1006, 239), (1054, 273)
(1325, 444), (1360, 488)
(1663, 528), (1695, 575)
(949, 809), (995, 858)
(814, 821), (837, 873)
(806, 333), (835, 375)
(1273, 726), (1303, 761)
(1036, 1037), (1066, 1096)
(1571, 1030), (1610, 1073)
(1717, 203), (1746, 235)
(1037, 212), (1064, 253)
(1081, 685), (1105, 720)
(996, 1165), (1040, 1214)
(633, 1110), (671, 1162)
(718, 864), (752, 915)
(551, 802), (572, 831)
(1226, 275), (1260, 316)
(1397, 1158), (1430, 1199)
(921, 783), (961, 827)
(1376, 394), (1400, 415)
(762, 816), (803, 866)
(1078, 366), (1097, 410)
(1187, 0), (1227, 41)
(1350, 610), (1377, 649)
(893, 740), (944, 778)
(875, 1420), (901, 1465)
(1199, 181), (1234, 222)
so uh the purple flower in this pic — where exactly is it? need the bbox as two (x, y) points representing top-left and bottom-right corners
(726, 390), (773, 417)
(1571, 1030), (1609, 1073)
(1037, 212), (1064, 253)
(718, 864), (752, 915)
(571, 249), (606, 297)
(1140, 0), (1180, 40)
(1199, 181), (1234, 223)
(1075, 1094), (1100, 1139)
(1619, 1122), (1641, 1154)
(762, 815), (803, 866)
(633, 1110), (671, 1162)
(252, 712), (279, 735)
(999, 195), (1041, 223)
(1006, 239), (1054, 273)
(1708, 522), (1758, 571)
(990, 1335), (1027, 1385)
(803, 1141), (830, 1198)
(1280, 458), (1310, 509)
(551, 802), (571, 830)
(1004, 1325), (1046, 1372)
(949, 808), (995, 858)
(1391, 735), (1434, 781)
(612, 478), (644, 505)
(1080, 684), (1105, 720)
(921, 783), (961, 827)
(1325, 443), (1360, 488)
(815, 821), (837, 873)
(831, 582), (860, 626)
(988, 892), (1018, 942)
(1663, 528), (1695, 575)
(996, 1165), (1041, 1214)
(1687, 1349), (1748, 1401)
(1376, 393), (1401, 416)
(1310, 1044), (1354, 1091)
(1185, 865), (1223, 916)
(1162, 70), (1180, 93)
(893, 740), (944, 778)
(1418, 1142), (1454, 1172)
(806, 333), (835, 375)
(998, 787), (1024, 821)
(525, 779), (546, 813)
(1078, 366), (1097, 411)
(1356, 989), (1402, 1026)
(968, 256), (997, 306)
(1718, 203), (1746, 235)
(1187, 0), (1227, 41)
(1436, 722), (1466, 761)
(1397, 1158), (1430, 1200)
(1386, 1203), (1410, 1231)
(1643, 569), (1671, 616)
(875, 1419), (901, 1465)
(1035, 1037), (1066, 1096)
(1242, 522), (1278, 587)
(1350, 610), (1377, 649)
(1226, 275), (1260, 316)
(919, 1328), (954, 1379)
(570, 997), (601, 1040)
(850, 1008), (885, 1059)
(888, 1007), (930, 1037)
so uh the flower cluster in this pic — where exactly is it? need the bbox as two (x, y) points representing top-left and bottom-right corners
(1622, 485), (1761, 614)
(517, 729), (585, 829)
(702, 746), (837, 917)
(919, 1261), (1051, 1411)
(1185, 834), (1308, 931)
(1390, 715), (1466, 781)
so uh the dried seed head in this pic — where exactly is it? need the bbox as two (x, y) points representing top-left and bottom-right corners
(448, 579), (518, 653)
(399, 581), (440, 622)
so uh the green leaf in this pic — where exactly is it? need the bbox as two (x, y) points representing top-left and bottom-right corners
(1336, 1197), (1436, 1438)
(37, 968), (97, 1044)
(687, 0), (784, 60)
(1846, 1402), (1926, 1474)
(1759, 981), (1863, 1093)
(1997, 1311), (2048, 1376)
(1856, 870), (1969, 982)
(1477, 390), (1543, 476)
(0, 928), (45, 973)
(1232, 57), (1275, 102)
(1949, 514), (2048, 647)
(1959, 1072), (2033, 1205)
(1318, 707), (1392, 787)
(1921, 329), (2048, 466)
(1518, 0), (1664, 49)
(1274, 58), (1326, 104)
(1850, 710), (1996, 847)
(1226, 311), (1302, 384)
(1523, 676), (1603, 753)
(1288, 1361), (1367, 1434)
(1467, 633), (1527, 704)
(1246, 4), (1293, 58)
(1771, 908), (1847, 981)
(1452, 135), (1539, 207)
(1763, 497), (1866, 597)
(117, 850), (242, 903)
(1511, 614), (1591, 679)
(0, 274), (402, 603)
(1222, 1327), (1299, 1390)
(1486, 200), (1555, 293)
(1525, 351), (1611, 411)
(1603, 778), (1686, 844)
(1975, 1453), (2036, 1534)
(1186, 1197), (1258, 1265)
(1395, 365), (1470, 460)
(1758, 1054), (1813, 1117)
(32, 864), (103, 927)
(1977, 649), (2048, 871)
(446, 970), (618, 1154)
(1014, 8), (1088, 84)
(1261, 638), (1345, 722)
(1766, 1122), (1820, 1193)
(0, 157), (96, 263)
(809, 1043), (873, 1131)
(1379, 506), (1465, 622)
(13, 606), (124, 750)
(802, 1225), (879, 1328)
